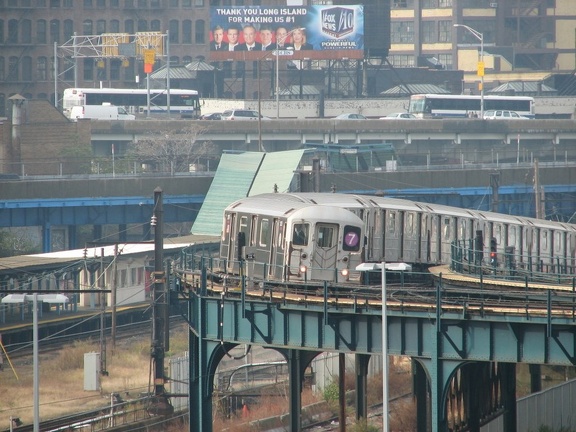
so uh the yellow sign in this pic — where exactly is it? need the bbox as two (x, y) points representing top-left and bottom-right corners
(477, 61), (485, 77)
(144, 49), (156, 65)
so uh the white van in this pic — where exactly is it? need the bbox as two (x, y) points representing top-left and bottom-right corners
(70, 104), (136, 121)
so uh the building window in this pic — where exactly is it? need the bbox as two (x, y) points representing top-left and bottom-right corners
(83, 58), (94, 80)
(439, 0), (452, 6)
(37, 20), (47, 44)
(195, 19), (205, 44)
(22, 56), (32, 81)
(50, 0), (60, 6)
(84, 0), (93, 7)
(388, 54), (415, 67)
(195, 0), (204, 5)
(422, 21), (435, 43)
(137, 20), (147, 32)
(83, 20), (93, 35)
(22, 19), (32, 44)
(63, 19), (73, 40)
(63, 0), (73, 6)
(138, 0), (147, 6)
(37, 0), (47, 6)
(150, 19), (161, 31)
(8, 19), (18, 44)
(0, 57), (4, 81)
(37, 56), (48, 80)
(438, 53), (452, 69)
(182, 20), (192, 43)
(182, 0), (191, 6)
(110, 58), (121, 80)
(170, 0), (178, 6)
(151, 0), (161, 6)
(110, 20), (120, 33)
(96, 19), (106, 35)
(125, 20), (134, 34)
(391, 21), (414, 44)
(97, 0), (106, 7)
(438, 20), (451, 43)
(170, 55), (179, 65)
(183, 55), (192, 63)
(63, 56), (74, 79)
(8, 56), (19, 80)
(50, 19), (60, 44)
(110, 0), (118, 7)
(0, 21), (3, 44)
(169, 20), (179, 43)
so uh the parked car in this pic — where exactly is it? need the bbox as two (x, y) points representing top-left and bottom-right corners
(334, 113), (367, 120)
(221, 109), (269, 120)
(199, 112), (222, 120)
(379, 112), (417, 120)
(483, 110), (528, 120)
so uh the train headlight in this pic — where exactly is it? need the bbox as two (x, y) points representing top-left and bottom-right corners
(299, 265), (307, 274)
(341, 268), (349, 277)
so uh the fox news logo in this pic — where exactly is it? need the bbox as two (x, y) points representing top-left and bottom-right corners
(321, 7), (355, 38)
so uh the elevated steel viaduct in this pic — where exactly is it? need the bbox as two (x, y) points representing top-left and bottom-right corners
(90, 118), (576, 163)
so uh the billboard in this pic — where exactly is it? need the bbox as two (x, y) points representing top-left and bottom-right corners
(208, 5), (364, 61)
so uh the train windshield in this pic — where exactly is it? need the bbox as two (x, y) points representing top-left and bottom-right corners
(293, 223), (309, 246)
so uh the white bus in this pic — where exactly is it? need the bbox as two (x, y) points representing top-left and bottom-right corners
(408, 94), (535, 119)
(62, 87), (201, 119)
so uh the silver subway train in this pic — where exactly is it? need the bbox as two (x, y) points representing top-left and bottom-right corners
(218, 193), (576, 284)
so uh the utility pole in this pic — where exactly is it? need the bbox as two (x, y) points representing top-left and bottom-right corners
(148, 187), (173, 415)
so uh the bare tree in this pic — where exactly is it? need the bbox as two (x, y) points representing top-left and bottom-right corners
(129, 125), (219, 173)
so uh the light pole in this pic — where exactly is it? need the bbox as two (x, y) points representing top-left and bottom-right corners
(454, 24), (484, 118)
(356, 262), (412, 432)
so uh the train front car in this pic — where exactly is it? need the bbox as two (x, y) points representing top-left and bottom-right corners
(286, 205), (364, 284)
(219, 195), (365, 285)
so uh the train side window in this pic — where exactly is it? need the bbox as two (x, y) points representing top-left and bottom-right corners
(317, 225), (335, 248)
(259, 218), (270, 247)
(554, 231), (562, 252)
(293, 223), (309, 246)
(343, 225), (361, 251)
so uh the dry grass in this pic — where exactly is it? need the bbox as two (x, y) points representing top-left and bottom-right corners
(0, 326), (189, 427)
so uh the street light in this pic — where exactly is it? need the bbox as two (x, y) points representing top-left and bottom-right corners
(356, 262), (412, 432)
(454, 24), (484, 118)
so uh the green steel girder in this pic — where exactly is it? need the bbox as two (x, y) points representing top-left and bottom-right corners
(196, 291), (576, 364)
(187, 284), (576, 432)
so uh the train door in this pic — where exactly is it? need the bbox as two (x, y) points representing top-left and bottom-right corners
(372, 208), (385, 262)
(568, 229), (576, 274)
(310, 222), (339, 281)
(553, 229), (565, 273)
(539, 228), (552, 272)
(385, 210), (401, 262)
(440, 216), (456, 263)
(288, 222), (310, 278)
(522, 223), (535, 271)
(507, 224), (521, 268)
(403, 211), (418, 263)
(429, 214), (441, 263)
(420, 213), (430, 263)
(269, 219), (285, 280)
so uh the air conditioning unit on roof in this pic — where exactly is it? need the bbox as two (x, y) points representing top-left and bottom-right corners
(490, 2), (498, 7)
